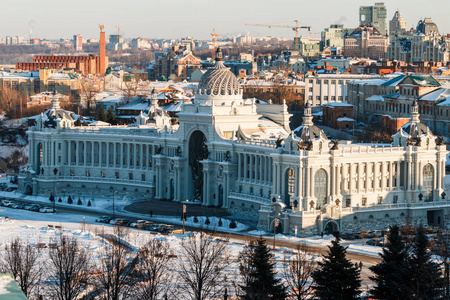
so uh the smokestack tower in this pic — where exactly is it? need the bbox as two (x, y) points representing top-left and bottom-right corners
(99, 25), (106, 76)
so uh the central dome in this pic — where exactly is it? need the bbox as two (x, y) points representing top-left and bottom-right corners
(196, 48), (242, 103)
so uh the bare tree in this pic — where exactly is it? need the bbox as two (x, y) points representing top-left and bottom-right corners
(97, 226), (136, 300)
(133, 239), (172, 300)
(0, 237), (41, 297)
(79, 77), (99, 115)
(283, 244), (315, 300)
(177, 232), (230, 300)
(47, 234), (92, 300)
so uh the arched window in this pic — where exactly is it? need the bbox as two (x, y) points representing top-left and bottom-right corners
(423, 164), (434, 201)
(284, 168), (295, 206)
(314, 169), (328, 208)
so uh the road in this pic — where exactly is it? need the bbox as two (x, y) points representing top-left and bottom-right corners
(3, 196), (380, 285)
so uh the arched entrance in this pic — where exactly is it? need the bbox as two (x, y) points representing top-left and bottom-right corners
(25, 184), (33, 195)
(272, 218), (283, 234)
(218, 184), (224, 207)
(324, 220), (339, 235)
(188, 130), (208, 202)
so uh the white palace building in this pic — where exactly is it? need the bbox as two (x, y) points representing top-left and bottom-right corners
(20, 49), (450, 235)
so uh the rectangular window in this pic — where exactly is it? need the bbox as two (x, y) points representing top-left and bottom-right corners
(101, 171), (105, 177)
(115, 171), (120, 179)
(141, 174), (145, 181)
(70, 170), (75, 176)
(129, 173), (133, 180)
(362, 197), (367, 206)
(86, 170), (90, 177)
(377, 197), (382, 204)
(393, 195), (398, 204)
(345, 198), (351, 207)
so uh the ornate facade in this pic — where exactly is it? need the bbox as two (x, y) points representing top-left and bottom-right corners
(20, 49), (449, 235)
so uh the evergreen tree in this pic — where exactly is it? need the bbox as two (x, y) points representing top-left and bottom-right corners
(240, 237), (286, 299)
(370, 225), (412, 299)
(67, 196), (73, 204)
(410, 225), (444, 299)
(97, 106), (107, 122)
(312, 232), (361, 300)
(74, 118), (81, 126)
(106, 107), (116, 124)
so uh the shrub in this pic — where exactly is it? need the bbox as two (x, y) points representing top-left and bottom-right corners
(58, 197), (62, 203)
(205, 217), (210, 225)
(193, 216), (199, 223)
(218, 218), (223, 227)
(87, 200), (91, 207)
(77, 199), (82, 205)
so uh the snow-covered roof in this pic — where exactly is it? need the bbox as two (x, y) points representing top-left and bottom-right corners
(366, 95), (384, 101)
(337, 117), (355, 122)
(323, 102), (353, 107)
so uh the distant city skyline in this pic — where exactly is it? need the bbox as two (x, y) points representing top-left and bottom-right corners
(1, 0), (449, 40)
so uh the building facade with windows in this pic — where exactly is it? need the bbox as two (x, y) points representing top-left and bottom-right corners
(20, 50), (449, 235)
(304, 74), (382, 107)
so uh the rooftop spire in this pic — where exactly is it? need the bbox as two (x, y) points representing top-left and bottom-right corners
(302, 101), (313, 126)
(50, 90), (60, 110)
(411, 100), (420, 123)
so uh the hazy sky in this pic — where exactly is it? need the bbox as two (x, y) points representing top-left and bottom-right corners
(1, 0), (449, 40)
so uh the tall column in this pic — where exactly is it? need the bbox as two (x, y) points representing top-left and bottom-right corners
(76, 141), (79, 166)
(238, 154), (242, 180)
(365, 163), (370, 192)
(91, 142), (95, 166)
(134, 143), (137, 169)
(244, 154), (248, 181)
(396, 161), (401, 190)
(250, 155), (254, 182)
(67, 141), (71, 166)
(83, 141), (87, 166)
(140, 144), (144, 169)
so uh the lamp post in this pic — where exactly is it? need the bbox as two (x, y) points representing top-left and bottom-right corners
(112, 189), (116, 219)
(182, 204), (186, 234)
(273, 218), (280, 250)
(52, 168), (58, 212)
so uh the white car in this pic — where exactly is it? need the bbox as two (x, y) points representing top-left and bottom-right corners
(39, 207), (55, 213)
(1, 200), (15, 207)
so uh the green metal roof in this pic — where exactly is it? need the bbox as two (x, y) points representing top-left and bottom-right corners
(408, 75), (441, 87)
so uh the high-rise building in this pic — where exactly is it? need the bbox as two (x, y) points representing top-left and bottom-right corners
(73, 34), (83, 51)
(359, 2), (387, 35)
(389, 10), (406, 38)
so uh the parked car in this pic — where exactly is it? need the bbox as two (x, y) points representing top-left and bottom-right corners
(96, 216), (112, 223)
(29, 205), (41, 212)
(121, 219), (133, 227)
(130, 220), (153, 229)
(353, 232), (362, 239)
(341, 233), (355, 240)
(366, 238), (377, 246)
(366, 231), (375, 238)
(110, 219), (124, 226)
(40, 207), (55, 213)
(1, 200), (15, 207)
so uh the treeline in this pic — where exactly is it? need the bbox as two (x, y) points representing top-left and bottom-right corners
(1, 224), (448, 299)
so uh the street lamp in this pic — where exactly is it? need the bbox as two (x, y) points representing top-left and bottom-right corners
(52, 168), (58, 212)
(273, 218), (280, 250)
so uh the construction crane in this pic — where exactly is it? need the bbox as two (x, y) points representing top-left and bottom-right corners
(211, 28), (219, 59)
(245, 20), (311, 51)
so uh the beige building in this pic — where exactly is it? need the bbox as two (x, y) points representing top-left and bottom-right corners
(344, 25), (388, 59)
